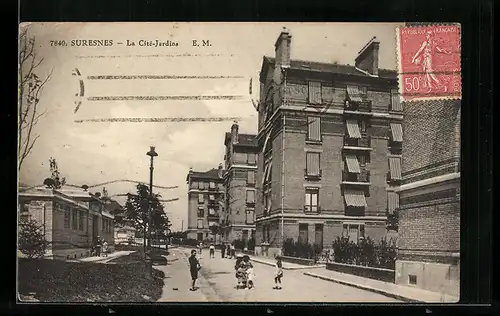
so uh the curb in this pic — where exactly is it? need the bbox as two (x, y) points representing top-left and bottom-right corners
(303, 272), (420, 302)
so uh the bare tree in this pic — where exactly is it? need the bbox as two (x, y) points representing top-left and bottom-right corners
(18, 26), (53, 171)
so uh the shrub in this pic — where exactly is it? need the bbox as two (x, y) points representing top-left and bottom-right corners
(247, 237), (255, 251)
(282, 238), (319, 259)
(332, 236), (397, 269)
(18, 218), (49, 259)
(183, 238), (199, 247)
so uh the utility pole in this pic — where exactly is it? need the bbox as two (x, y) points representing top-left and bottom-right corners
(181, 220), (184, 232)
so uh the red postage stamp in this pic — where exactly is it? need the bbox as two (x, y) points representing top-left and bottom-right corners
(396, 24), (461, 102)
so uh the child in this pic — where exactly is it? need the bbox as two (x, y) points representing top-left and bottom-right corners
(273, 256), (283, 290)
(102, 240), (109, 257)
(188, 249), (201, 291)
(209, 244), (215, 258)
(243, 256), (255, 289)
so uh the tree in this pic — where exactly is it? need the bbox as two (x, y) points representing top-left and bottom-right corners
(18, 26), (53, 171)
(18, 217), (49, 259)
(124, 184), (170, 252)
(45, 157), (66, 189)
(209, 223), (222, 244)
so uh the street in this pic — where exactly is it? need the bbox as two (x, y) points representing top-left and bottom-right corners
(155, 248), (401, 302)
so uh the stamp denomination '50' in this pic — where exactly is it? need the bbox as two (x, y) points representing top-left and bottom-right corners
(396, 24), (461, 102)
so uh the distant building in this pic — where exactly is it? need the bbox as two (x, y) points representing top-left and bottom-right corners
(18, 186), (115, 260)
(221, 122), (259, 243)
(395, 100), (460, 297)
(254, 29), (402, 257)
(186, 166), (225, 242)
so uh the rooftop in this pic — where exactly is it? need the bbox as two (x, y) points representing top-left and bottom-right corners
(186, 168), (224, 182)
(259, 56), (397, 82)
(224, 132), (258, 147)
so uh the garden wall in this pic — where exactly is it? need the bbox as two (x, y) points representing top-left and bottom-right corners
(326, 262), (395, 283)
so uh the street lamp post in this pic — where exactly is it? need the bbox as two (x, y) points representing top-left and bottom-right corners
(146, 146), (158, 275)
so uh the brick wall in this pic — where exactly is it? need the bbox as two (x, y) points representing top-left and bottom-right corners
(402, 100), (460, 182)
(365, 136), (391, 217)
(398, 201), (460, 252)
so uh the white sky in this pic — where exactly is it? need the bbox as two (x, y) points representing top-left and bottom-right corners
(19, 22), (403, 231)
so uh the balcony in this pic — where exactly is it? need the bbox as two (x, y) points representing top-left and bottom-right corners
(341, 170), (371, 185)
(344, 100), (372, 113)
(343, 135), (372, 150)
(207, 209), (220, 220)
(304, 169), (322, 180)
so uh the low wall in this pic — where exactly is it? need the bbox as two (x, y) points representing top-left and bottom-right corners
(326, 262), (395, 283)
(281, 256), (315, 266)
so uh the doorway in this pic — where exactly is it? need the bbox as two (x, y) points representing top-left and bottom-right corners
(314, 224), (324, 248)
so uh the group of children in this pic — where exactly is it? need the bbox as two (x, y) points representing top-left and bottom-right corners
(188, 249), (284, 291)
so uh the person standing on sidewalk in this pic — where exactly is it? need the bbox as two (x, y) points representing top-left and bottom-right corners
(230, 242), (236, 259)
(273, 256), (283, 290)
(102, 239), (109, 257)
(209, 243), (215, 258)
(96, 237), (102, 257)
(188, 249), (202, 291)
(221, 242), (226, 258)
(198, 242), (203, 255)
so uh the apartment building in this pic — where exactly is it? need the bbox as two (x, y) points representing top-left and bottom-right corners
(221, 123), (259, 243)
(186, 166), (225, 242)
(254, 29), (402, 257)
(395, 100), (460, 297)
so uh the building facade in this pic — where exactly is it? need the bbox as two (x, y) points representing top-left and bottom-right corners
(221, 123), (259, 243)
(395, 100), (460, 297)
(186, 166), (225, 242)
(18, 186), (115, 260)
(254, 29), (402, 257)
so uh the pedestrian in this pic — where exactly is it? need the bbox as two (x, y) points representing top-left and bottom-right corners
(209, 243), (215, 258)
(226, 243), (231, 259)
(188, 249), (201, 291)
(102, 239), (109, 257)
(230, 242), (236, 258)
(243, 255), (255, 289)
(96, 237), (102, 257)
(198, 242), (203, 255)
(221, 243), (226, 258)
(273, 256), (283, 290)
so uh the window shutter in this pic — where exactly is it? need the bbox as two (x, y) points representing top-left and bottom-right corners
(308, 117), (321, 141)
(306, 152), (320, 175)
(247, 153), (256, 164)
(308, 81), (322, 104)
(198, 193), (204, 203)
(247, 171), (255, 184)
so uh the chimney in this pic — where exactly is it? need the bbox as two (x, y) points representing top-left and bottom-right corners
(189, 167), (193, 173)
(274, 27), (292, 68)
(231, 121), (239, 144)
(218, 163), (223, 178)
(355, 36), (380, 76)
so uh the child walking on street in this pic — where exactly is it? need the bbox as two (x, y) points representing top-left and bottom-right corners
(273, 256), (283, 290)
(188, 249), (202, 291)
(209, 244), (215, 258)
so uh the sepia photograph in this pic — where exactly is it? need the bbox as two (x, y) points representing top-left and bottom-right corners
(17, 22), (461, 303)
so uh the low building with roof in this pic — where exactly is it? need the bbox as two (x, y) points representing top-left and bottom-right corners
(18, 185), (115, 260)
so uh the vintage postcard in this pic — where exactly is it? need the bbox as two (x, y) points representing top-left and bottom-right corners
(17, 22), (460, 303)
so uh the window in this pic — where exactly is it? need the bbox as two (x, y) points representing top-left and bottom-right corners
(197, 206), (204, 218)
(64, 206), (70, 228)
(197, 219), (204, 229)
(209, 194), (215, 201)
(314, 224), (324, 247)
(246, 190), (255, 204)
(390, 89), (402, 111)
(298, 223), (309, 244)
(198, 193), (204, 204)
(305, 188), (319, 213)
(247, 170), (255, 185)
(306, 152), (321, 176)
(209, 182), (215, 189)
(20, 204), (30, 222)
(78, 210), (84, 231)
(307, 117), (321, 141)
(359, 86), (368, 98)
(308, 81), (322, 104)
(246, 210), (255, 224)
(342, 223), (365, 244)
(72, 209), (78, 230)
(359, 154), (366, 167)
(191, 181), (198, 189)
(409, 275), (417, 285)
(204, 182), (209, 190)
(359, 120), (367, 134)
(208, 208), (216, 216)
(247, 153), (256, 165)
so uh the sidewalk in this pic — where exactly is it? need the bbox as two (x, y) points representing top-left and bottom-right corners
(76, 251), (135, 263)
(303, 268), (459, 303)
